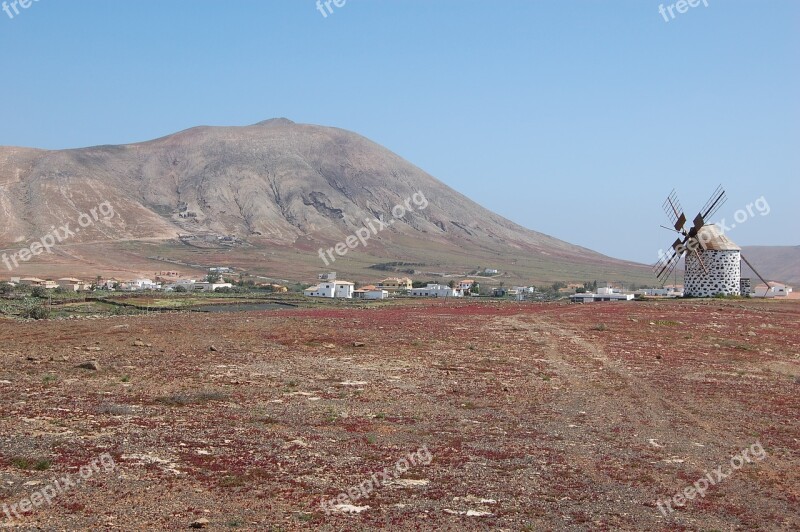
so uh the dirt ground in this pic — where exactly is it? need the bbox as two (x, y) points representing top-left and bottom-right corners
(0, 299), (798, 531)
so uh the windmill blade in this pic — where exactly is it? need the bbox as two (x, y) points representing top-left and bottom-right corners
(662, 190), (687, 232)
(653, 238), (684, 283)
(654, 252), (681, 284)
(700, 185), (727, 221)
(688, 212), (705, 237)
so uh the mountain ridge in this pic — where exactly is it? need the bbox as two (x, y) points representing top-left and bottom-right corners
(0, 120), (657, 283)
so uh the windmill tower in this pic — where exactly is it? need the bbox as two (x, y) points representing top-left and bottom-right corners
(653, 186), (743, 297)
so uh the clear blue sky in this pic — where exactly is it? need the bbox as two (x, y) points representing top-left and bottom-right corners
(1, 0), (797, 262)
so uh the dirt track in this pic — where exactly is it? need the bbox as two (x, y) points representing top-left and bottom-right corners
(1, 299), (798, 530)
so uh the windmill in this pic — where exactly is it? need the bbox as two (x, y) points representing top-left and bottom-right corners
(653, 186), (770, 297)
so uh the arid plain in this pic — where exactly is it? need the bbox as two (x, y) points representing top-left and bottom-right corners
(1, 298), (798, 530)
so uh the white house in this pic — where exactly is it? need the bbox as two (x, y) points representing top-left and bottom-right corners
(304, 280), (354, 299)
(355, 289), (388, 300)
(410, 284), (463, 298)
(164, 279), (196, 291)
(752, 282), (793, 298)
(120, 279), (160, 291)
(457, 279), (476, 292)
(194, 282), (233, 292)
(636, 287), (682, 297)
(570, 292), (634, 303)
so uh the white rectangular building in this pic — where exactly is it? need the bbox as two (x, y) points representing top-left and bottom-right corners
(410, 284), (463, 298)
(304, 280), (354, 299)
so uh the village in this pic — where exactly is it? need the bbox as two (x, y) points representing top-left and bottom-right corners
(1, 267), (794, 304)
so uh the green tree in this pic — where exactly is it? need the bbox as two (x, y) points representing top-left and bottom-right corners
(31, 286), (48, 298)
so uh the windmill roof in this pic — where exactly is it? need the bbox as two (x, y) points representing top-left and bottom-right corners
(697, 224), (740, 251)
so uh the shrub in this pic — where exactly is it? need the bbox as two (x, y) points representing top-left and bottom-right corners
(23, 304), (51, 320)
(31, 286), (48, 298)
(155, 391), (229, 406)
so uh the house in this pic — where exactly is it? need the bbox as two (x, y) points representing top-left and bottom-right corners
(164, 279), (196, 291)
(636, 286), (683, 297)
(304, 280), (355, 299)
(354, 288), (389, 300)
(194, 282), (233, 292)
(57, 278), (88, 292)
(19, 278), (58, 289)
(570, 292), (634, 303)
(378, 277), (413, 292)
(119, 279), (160, 291)
(410, 284), (463, 298)
(752, 282), (793, 298)
(101, 278), (122, 290)
(483, 268), (499, 275)
(458, 279), (476, 292)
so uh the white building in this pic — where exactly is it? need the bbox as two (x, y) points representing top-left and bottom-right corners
(457, 280), (475, 292)
(636, 287), (682, 297)
(120, 279), (160, 291)
(164, 279), (196, 291)
(354, 289), (388, 300)
(410, 284), (463, 298)
(304, 280), (354, 299)
(570, 292), (634, 303)
(752, 282), (793, 298)
(194, 282), (233, 292)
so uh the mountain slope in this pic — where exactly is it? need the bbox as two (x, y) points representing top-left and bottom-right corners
(741, 246), (800, 286)
(0, 119), (650, 284)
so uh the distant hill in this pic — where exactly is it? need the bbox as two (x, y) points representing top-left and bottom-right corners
(0, 119), (653, 284)
(741, 246), (800, 286)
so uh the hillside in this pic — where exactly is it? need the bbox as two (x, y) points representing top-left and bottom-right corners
(0, 119), (651, 285)
(742, 246), (800, 286)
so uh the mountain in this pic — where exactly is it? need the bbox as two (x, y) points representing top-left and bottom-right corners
(741, 246), (800, 286)
(0, 119), (651, 284)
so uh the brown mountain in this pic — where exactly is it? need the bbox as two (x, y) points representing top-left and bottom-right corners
(0, 119), (651, 284)
(741, 246), (800, 286)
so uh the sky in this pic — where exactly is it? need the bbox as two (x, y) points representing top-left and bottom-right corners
(0, 0), (797, 263)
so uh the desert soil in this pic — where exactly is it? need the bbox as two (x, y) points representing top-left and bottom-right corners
(0, 299), (798, 530)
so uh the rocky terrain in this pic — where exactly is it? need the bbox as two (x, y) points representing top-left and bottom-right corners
(0, 298), (798, 530)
